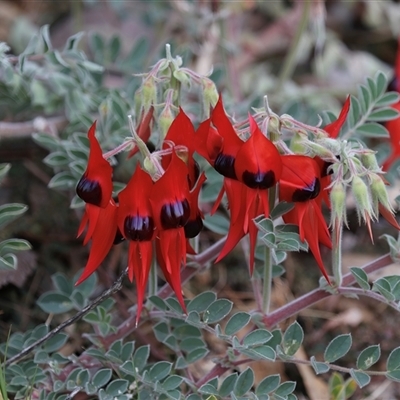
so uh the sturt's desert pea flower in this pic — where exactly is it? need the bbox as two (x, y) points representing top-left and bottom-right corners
(150, 152), (192, 311)
(75, 121), (118, 285)
(279, 155), (332, 283)
(117, 164), (155, 323)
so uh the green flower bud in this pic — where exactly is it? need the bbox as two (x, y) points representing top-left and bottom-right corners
(305, 141), (335, 159)
(173, 69), (190, 86)
(316, 137), (341, 155)
(330, 182), (347, 229)
(351, 176), (375, 224)
(291, 132), (307, 154)
(143, 156), (159, 179)
(158, 103), (175, 142)
(141, 76), (157, 113)
(202, 77), (219, 118)
(360, 151), (380, 172)
(268, 115), (281, 141)
(370, 173), (394, 215)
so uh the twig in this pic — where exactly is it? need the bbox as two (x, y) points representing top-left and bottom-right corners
(4, 269), (127, 367)
(265, 253), (393, 328)
(0, 116), (67, 139)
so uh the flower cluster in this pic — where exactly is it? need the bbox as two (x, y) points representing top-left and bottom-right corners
(75, 94), (399, 321)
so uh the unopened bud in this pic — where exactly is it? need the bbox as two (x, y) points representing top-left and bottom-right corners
(370, 173), (394, 215)
(306, 141), (336, 159)
(360, 151), (380, 172)
(268, 115), (281, 141)
(291, 132), (307, 154)
(143, 156), (160, 180)
(351, 176), (375, 224)
(158, 103), (175, 141)
(141, 76), (158, 113)
(316, 137), (341, 155)
(173, 69), (190, 86)
(330, 182), (347, 229)
(202, 77), (219, 118)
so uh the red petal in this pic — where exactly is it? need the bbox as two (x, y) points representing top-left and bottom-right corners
(128, 241), (153, 324)
(235, 116), (282, 189)
(150, 151), (190, 229)
(383, 102), (400, 171)
(280, 155), (322, 204)
(324, 96), (351, 139)
(128, 106), (154, 158)
(379, 203), (400, 230)
(75, 199), (118, 285)
(211, 95), (243, 158)
(117, 164), (154, 240)
(157, 229), (187, 311)
(195, 118), (223, 164)
(83, 121), (113, 208)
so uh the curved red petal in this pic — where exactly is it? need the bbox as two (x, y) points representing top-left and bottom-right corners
(195, 119), (223, 165)
(383, 102), (400, 171)
(324, 96), (351, 139)
(75, 200), (118, 285)
(235, 116), (282, 189)
(150, 151), (190, 230)
(157, 229), (187, 311)
(117, 164), (154, 241)
(128, 241), (153, 324)
(81, 121), (113, 208)
(211, 96), (243, 156)
(280, 155), (321, 202)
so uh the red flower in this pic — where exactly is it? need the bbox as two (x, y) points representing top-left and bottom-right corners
(75, 122), (117, 285)
(117, 164), (155, 323)
(205, 107), (283, 274)
(150, 152), (191, 310)
(76, 121), (113, 208)
(280, 155), (332, 283)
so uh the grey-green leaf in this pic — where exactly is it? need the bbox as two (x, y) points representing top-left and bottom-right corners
(387, 347), (400, 371)
(203, 299), (233, 324)
(324, 334), (352, 363)
(350, 267), (370, 290)
(357, 345), (380, 370)
(350, 369), (371, 388)
(282, 321), (304, 356)
(243, 329), (273, 347)
(187, 291), (216, 313)
(234, 367), (254, 397)
(256, 374), (280, 395)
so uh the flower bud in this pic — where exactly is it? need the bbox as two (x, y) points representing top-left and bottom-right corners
(351, 176), (375, 224)
(330, 181), (347, 229)
(141, 76), (157, 113)
(290, 132), (307, 154)
(370, 173), (394, 214)
(173, 69), (190, 86)
(268, 115), (281, 141)
(158, 103), (175, 142)
(316, 137), (341, 155)
(360, 151), (380, 172)
(202, 77), (219, 118)
(305, 141), (336, 159)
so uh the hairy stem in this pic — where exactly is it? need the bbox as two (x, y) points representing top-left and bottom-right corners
(265, 253), (393, 328)
(332, 223), (343, 286)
